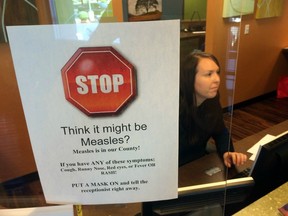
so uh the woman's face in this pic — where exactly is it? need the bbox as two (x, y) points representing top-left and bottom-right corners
(194, 58), (220, 106)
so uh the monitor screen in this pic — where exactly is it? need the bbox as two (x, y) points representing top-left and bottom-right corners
(250, 132), (288, 196)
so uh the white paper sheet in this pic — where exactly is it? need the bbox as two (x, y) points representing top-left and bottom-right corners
(7, 20), (179, 204)
(0, 205), (73, 216)
(248, 131), (288, 161)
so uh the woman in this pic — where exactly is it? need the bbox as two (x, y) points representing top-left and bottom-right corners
(179, 51), (247, 167)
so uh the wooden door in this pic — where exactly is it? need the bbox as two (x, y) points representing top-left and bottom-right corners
(0, 0), (51, 182)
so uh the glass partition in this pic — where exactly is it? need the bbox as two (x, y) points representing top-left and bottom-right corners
(0, 1), (251, 215)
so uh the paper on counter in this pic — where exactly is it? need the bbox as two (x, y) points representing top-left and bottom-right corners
(0, 205), (73, 216)
(248, 130), (288, 161)
(275, 130), (288, 138)
(248, 134), (276, 161)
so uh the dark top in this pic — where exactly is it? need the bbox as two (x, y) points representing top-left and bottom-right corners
(179, 95), (234, 166)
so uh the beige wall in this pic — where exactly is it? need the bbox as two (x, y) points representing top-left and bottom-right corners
(206, 0), (288, 106)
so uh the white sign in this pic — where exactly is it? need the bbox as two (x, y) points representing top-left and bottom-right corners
(0, 205), (73, 216)
(7, 20), (179, 204)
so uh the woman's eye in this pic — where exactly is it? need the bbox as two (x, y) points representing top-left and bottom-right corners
(205, 71), (219, 76)
(206, 72), (212, 76)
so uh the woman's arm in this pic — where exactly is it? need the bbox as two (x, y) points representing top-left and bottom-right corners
(213, 127), (247, 168)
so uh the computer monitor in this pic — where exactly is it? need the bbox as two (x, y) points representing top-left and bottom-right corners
(249, 132), (288, 197)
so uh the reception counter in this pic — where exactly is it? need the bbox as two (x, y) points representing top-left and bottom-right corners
(234, 181), (288, 216)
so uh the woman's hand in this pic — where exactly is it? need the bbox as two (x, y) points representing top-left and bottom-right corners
(223, 152), (247, 168)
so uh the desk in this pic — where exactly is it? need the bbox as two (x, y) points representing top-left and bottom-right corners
(178, 152), (225, 187)
(145, 120), (288, 215)
(179, 120), (288, 187)
(233, 181), (288, 216)
(232, 120), (288, 174)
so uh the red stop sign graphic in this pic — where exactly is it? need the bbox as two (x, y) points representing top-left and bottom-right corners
(61, 47), (136, 115)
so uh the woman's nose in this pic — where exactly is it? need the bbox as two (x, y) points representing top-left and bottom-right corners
(213, 73), (220, 83)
